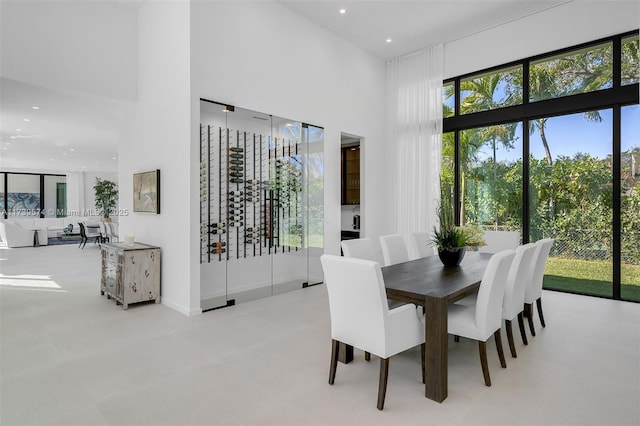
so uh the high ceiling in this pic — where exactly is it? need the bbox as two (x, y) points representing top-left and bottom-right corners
(1, 0), (572, 174)
(279, 0), (569, 60)
(0, 77), (134, 174)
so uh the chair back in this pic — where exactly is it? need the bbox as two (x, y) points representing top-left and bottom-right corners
(409, 232), (435, 260)
(474, 249), (515, 339)
(525, 238), (554, 302)
(321, 255), (388, 355)
(107, 222), (118, 241)
(99, 222), (108, 240)
(341, 238), (380, 263)
(503, 243), (537, 319)
(379, 234), (409, 266)
(479, 230), (520, 253)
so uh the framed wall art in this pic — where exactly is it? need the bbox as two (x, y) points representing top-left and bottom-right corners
(133, 169), (160, 214)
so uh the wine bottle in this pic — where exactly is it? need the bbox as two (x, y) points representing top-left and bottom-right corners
(228, 191), (243, 196)
(229, 179), (243, 184)
(228, 147), (244, 152)
(229, 153), (244, 159)
(209, 248), (226, 254)
(208, 229), (226, 235)
(208, 223), (225, 229)
(208, 241), (227, 248)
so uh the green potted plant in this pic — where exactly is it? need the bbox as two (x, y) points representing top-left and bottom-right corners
(94, 178), (118, 221)
(431, 200), (485, 266)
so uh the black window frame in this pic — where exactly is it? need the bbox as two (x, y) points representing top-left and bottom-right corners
(443, 30), (640, 302)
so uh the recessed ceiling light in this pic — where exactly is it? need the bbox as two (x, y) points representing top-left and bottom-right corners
(16, 128), (22, 131)
(10, 136), (15, 139)
(49, 158), (54, 161)
(32, 106), (39, 110)
(386, 38), (392, 43)
(70, 148), (75, 151)
(112, 157), (117, 160)
(23, 118), (30, 122)
(339, 8), (346, 14)
(62, 152), (67, 156)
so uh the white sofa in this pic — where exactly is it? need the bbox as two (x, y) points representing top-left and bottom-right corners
(0, 216), (107, 242)
(0, 221), (49, 247)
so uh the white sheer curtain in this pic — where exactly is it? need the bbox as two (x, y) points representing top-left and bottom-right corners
(66, 172), (85, 217)
(386, 44), (443, 259)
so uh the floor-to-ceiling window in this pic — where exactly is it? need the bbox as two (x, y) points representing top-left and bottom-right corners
(442, 30), (639, 302)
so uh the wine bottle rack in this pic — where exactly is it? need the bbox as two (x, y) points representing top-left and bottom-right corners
(199, 124), (303, 263)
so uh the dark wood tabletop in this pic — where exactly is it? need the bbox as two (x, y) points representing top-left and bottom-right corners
(381, 251), (493, 403)
(382, 252), (493, 305)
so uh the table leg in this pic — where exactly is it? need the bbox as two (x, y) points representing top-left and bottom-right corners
(425, 295), (448, 402)
(33, 230), (40, 247)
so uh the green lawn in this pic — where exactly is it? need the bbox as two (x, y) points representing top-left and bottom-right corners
(544, 257), (640, 301)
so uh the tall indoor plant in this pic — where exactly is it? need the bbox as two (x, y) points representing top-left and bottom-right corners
(94, 178), (118, 221)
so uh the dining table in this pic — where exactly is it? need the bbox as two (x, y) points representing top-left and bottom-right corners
(381, 251), (493, 403)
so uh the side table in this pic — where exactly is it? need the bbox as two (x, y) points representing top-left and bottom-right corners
(101, 242), (161, 310)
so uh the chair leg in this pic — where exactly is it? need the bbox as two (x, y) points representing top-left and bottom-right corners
(421, 343), (426, 384)
(329, 339), (339, 385)
(377, 357), (389, 410)
(517, 312), (528, 345)
(536, 297), (546, 328)
(524, 303), (536, 336)
(494, 329), (507, 368)
(478, 341), (491, 386)
(365, 351), (371, 361)
(505, 320), (517, 358)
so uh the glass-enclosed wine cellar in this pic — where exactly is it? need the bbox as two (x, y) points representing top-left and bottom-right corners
(199, 99), (324, 310)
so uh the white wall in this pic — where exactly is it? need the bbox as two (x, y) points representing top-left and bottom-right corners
(444, 1), (640, 79)
(189, 1), (387, 313)
(190, 0), (387, 253)
(119, 1), (194, 315)
(0, 0), (137, 100)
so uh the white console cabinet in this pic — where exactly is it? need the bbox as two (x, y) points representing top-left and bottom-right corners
(101, 242), (161, 309)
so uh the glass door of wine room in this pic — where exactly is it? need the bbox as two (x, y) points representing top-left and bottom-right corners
(199, 100), (324, 311)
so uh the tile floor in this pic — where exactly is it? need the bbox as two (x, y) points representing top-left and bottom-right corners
(1, 244), (639, 425)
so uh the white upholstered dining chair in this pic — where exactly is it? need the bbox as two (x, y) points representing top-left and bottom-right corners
(448, 249), (515, 386)
(456, 243), (537, 358)
(340, 237), (383, 265)
(409, 231), (435, 260)
(502, 243), (537, 357)
(379, 234), (409, 266)
(321, 254), (425, 410)
(524, 238), (554, 336)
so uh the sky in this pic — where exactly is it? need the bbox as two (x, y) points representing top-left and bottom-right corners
(477, 104), (640, 162)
